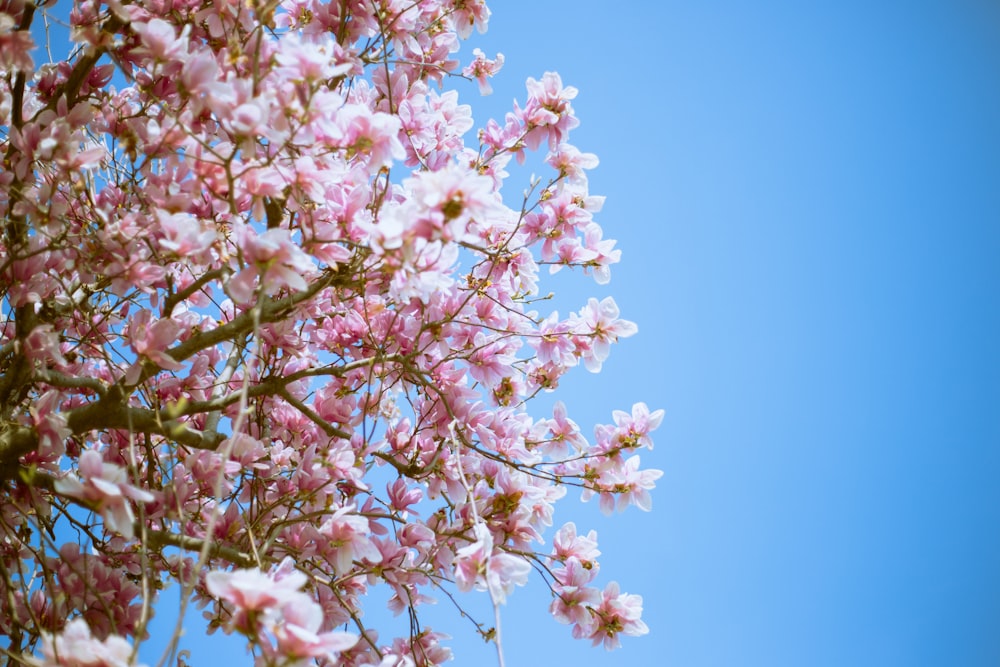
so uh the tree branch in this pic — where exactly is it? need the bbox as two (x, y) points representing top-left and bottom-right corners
(276, 387), (351, 440)
(145, 530), (256, 569)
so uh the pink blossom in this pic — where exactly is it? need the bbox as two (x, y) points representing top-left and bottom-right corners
(39, 619), (141, 667)
(581, 222), (621, 285)
(534, 401), (588, 455)
(155, 209), (215, 260)
(451, 0), (491, 39)
(271, 600), (358, 659)
(225, 99), (269, 137)
(518, 72), (581, 151)
(28, 390), (71, 461)
(228, 224), (318, 304)
(54, 451), (156, 539)
(453, 526), (491, 594)
(463, 48), (504, 95)
(576, 296), (638, 372)
(387, 162), (499, 247)
(453, 525), (531, 604)
(583, 455), (664, 515)
(125, 310), (184, 383)
(275, 33), (352, 83)
(550, 558), (601, 627)
(132, 18), (190, 62)
(551, 522), (601, 565)
(24, 324), (68, 367)
(611, 402), (665, 450)
(390, 630), (452, 666)
(547, 143), (599, 189)
(387, 478), (423, 516)
(530, 312), (576, 367)
(332, 104), (405, 173)
(205, 564), (307, 613)
(318, 505), (382, 574)
(180, 50), (223, 98)
(486, 550), (532, 604)
(582, 582), (649, 650)
(0, 23), (34, 73)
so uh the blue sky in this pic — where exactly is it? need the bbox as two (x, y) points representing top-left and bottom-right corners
(140, 2), (1000, 666)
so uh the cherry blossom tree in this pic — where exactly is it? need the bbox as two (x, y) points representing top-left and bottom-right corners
(0, 1), (664, 666)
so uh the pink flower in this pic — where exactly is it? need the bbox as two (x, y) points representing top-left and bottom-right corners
(612, 456), (663, 513)
(551, 522), (600, 565)
(274, 33), (352, 83)
(582, 582), (648, 650)
(453, 526), (491, 594)
(54, 451), (155, 539)
(271, 600), (358, 659)
(547, 143), (598, 189)
(486, 550), (532, 604)
(228, 224), (317, 304)
(125, 310), (184, 384)
(39, 619), (141, 667)
(535, 401), (588, 455)
(530, 312), (576, 368)
(390, 162), (499, 247)
(29, 390), (71, 461)
(0, 20), (35, 74)
(180, 50), (225, 99)
(467, 333), (518, 389)
(463, 48), (504, 95)
(24, 324), (68, 367)
(611, 402), (665, 450)
(550, 558), (601, 627)
(155, 209), (215, 260)
(387, 478), (423, 516)
(132, 18), (190, 62)
(207, 559), (359, 659)
(390, 630), (452, 666)
(583, 455), (664, 515)
(318, 505), (382, 574)
(451, 0), (491, 39)
(581, 222), (621, 285)
(332, 104), (405, 173)
(224, 99), (270, 137)
(205, 564), (307, 613)
(576, 297), (638, 373)
(453, 525), (531, 604)
(517, 72), (580, 151)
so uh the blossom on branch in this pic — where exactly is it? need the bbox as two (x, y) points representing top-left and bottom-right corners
(53, 451), (155, 539)
(0, 0), (665, 663)
(39, 619), (142, 667)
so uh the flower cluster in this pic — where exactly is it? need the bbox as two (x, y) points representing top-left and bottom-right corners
(206, 560), (359, 662)
(0, 1), (665, 665)
(53, 451), (156, 539)
(39, 619), (142, 667)
(547, 524), (649, 650)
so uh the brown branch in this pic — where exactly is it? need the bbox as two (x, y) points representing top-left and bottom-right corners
(162, 268), (228, 318)
(0, 426), (38, 480)
(10, 3), (35, 129)
(45, 15), (126, 111)
(128, 266), (351, 390)
(276, 387), (351, 440)
(0, 400), (225, 480)
(145, 530), (256, 569)
(66, 401), (225, 450)
(32, 369), (108, 396)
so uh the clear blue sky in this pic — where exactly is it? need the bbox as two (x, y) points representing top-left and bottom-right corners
(146, 2), (1000, 666)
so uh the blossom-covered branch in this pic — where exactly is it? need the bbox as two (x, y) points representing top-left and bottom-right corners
(0, 1), (664, 666)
